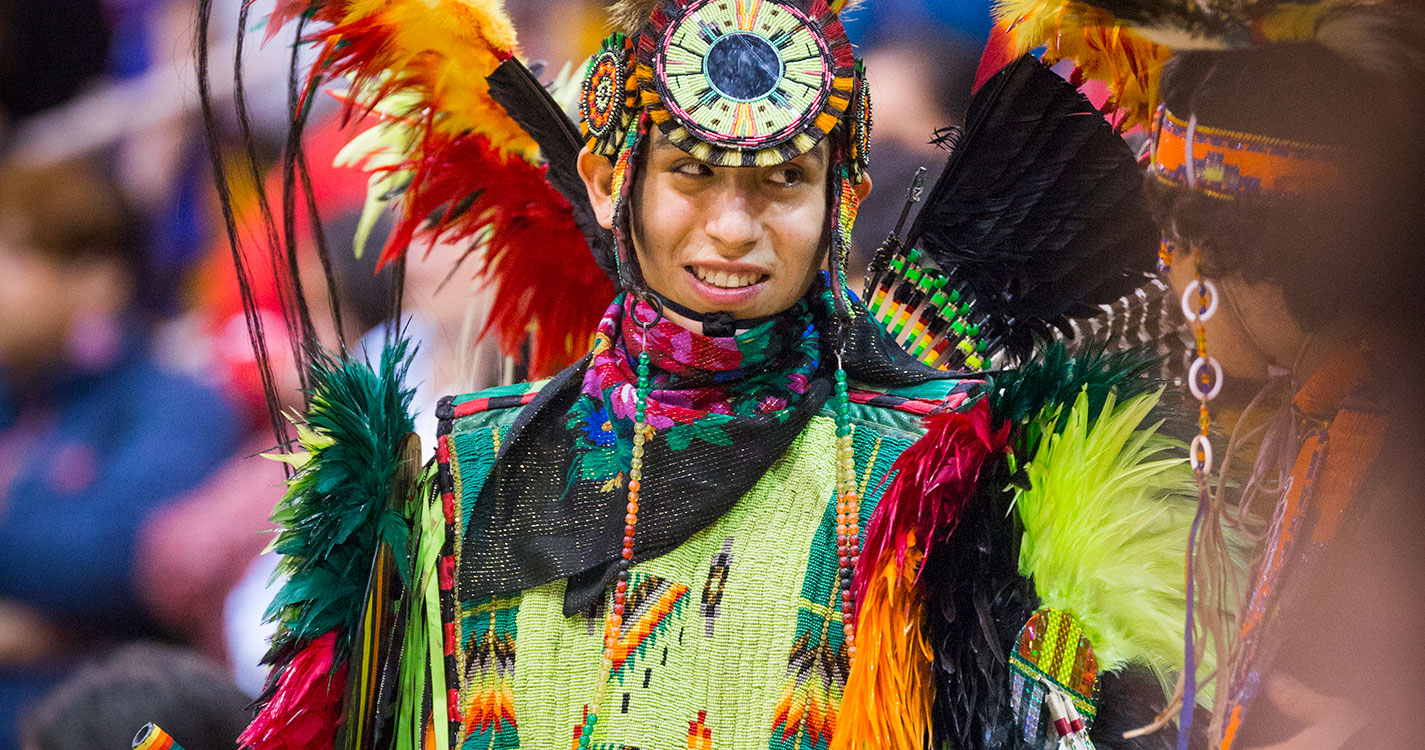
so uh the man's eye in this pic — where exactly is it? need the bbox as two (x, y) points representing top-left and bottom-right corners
(771, 168), (804, 186)
(673, 161), (713, 177)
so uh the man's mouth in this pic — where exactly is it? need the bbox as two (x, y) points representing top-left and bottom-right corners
(687, 265), (769, 290)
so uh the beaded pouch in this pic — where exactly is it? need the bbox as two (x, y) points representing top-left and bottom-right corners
(1008, 608), (1100, 749)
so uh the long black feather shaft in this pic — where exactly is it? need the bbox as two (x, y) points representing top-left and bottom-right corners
(864, 167), (929, 299)
(485, 58), (616, 277)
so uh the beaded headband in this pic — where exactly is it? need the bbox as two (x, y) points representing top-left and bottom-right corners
(1150, 106), (1349, 200)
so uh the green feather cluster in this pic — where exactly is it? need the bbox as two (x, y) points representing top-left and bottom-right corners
(1014, 388), (1202, 692)
(264, 338), (417, 658)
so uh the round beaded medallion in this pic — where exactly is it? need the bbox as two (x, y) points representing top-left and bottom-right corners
(638, 0), (855, 165)
(582, 34), (635, 157)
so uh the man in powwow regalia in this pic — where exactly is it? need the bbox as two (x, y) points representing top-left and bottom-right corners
(213, 1), (1209, 748)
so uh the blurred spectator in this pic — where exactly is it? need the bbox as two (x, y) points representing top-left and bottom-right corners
(841, 0), (993, 47)
(0, 158), (242, 744)
(850, 33), (980, 281)
(19, 642), (250, 750)
(139, 118), (408, 694)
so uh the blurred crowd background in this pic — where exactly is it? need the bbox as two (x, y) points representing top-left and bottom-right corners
(0, 1), (992, 748)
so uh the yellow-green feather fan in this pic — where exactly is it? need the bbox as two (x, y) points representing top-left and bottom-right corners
(1014, 388), (1207, 695)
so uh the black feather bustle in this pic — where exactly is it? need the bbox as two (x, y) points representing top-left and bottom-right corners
(905, 55), (1158, 362)
(925, 457), (1038, 750)
(1090, 667), (1178, 750)
(485, 58), (617, 279)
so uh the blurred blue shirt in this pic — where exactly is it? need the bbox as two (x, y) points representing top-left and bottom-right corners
(841, 0), (994, 44)
(0, 328), (241, 627)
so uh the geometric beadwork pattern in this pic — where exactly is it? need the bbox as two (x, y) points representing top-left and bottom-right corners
(438, 381), (975, 750)
(606, 573), (690, 677)
(1151, 107), (1346, 199)
(767, 421), (906, 750)
(639, 0), (856, 167)
(459, 595), (522, 750)
(768, 499), (847, 750)
(659, 0), (827, 145)
(1008, 607), (1100, 743)
(581, 33), (637, 157)
(700, 537), (736, 637)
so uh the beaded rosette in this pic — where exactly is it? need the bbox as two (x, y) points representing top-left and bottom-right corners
(581, 34), (638, 158)
(581, 0), (869, 176)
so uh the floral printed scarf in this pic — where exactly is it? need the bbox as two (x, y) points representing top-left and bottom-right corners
(458, 276), (959, 612)
(565, 294), (821, 490)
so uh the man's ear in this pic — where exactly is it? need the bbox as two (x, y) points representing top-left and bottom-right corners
(853, 173), (872, 202)
(577, 146), (616, 230)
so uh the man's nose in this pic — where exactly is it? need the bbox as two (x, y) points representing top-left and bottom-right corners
(703, 187), (762, 253)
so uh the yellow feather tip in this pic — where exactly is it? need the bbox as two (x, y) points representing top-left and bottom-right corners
(992, 0), (1171, 130)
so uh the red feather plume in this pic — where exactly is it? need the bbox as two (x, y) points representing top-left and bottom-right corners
(369, 130), (613, 377)
(239, 632), (346, 750)
(264, 0), (615, 377)
(853, 398), (1010, 613)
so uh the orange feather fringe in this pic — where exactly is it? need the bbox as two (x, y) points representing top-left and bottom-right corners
(992, 0), (1171, 130)
(831, 535), (934, 750)
(264, 0), (615, 376)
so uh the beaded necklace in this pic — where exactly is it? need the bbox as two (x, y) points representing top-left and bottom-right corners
(571, 289), (861, 747)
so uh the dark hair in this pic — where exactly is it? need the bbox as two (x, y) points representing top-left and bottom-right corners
(20, 644), (251, 750)
(0, 158), (148, 280)
(1146, 9), (1425, 331)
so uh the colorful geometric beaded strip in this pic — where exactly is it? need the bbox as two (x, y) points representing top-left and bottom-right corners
(1151, 106), (1347, 200)
(1009, 608), (1100, 749)
(864, 247), (991, 371)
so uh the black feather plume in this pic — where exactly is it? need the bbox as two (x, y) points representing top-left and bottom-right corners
(905, 54), (1158, 362)
(485, 58), (617, 279)
(925, 457), (1037, 750)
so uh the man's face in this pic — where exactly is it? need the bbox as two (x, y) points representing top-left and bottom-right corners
(629, 135), (830, 320)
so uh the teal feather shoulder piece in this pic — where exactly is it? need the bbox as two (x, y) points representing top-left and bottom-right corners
(264, 338), (418, 651)
(240, 338), (420, 750)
